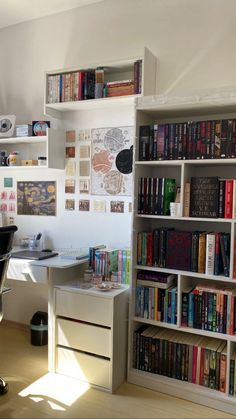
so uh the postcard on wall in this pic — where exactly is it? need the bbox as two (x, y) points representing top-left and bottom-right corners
(4, 178), (13, 188)
(92, 200), (106, 212)
(79, 161), (90, 177)
(9, 191), (16, 200)
(8, 203), (15, 212)
(79, 179), (90, 194)
(66, 130), (76, 142)
(65, 146), (75, 158)
(65, 199), (75, 211)
(1, 191), (7, 200)
(65, 179), (75, 194)
(110, 200), (124, 213)
(17, 181), (56, 216)
(0, 203), (7, 212)
(65, 159), (76, 176)
(91, 126), (133, 196)
(79, 145), (90, 159)
(79, 199), (90, 211)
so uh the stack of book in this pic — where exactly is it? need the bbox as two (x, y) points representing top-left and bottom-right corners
(106, 80), (134, 97)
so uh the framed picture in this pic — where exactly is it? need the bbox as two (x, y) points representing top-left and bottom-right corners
(17, 181), (56, 215)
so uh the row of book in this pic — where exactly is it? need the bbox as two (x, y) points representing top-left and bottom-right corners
(47, 60), (142, 103)
(139, 119), (236, 161)
(185, 177), (236, 219)
(135, 284), (177, 323)
(89, 245), (131, 283)
(137, 229), (230, 277)
(181, 281), (236, 335)
(137, 177), (176, 215)
(133, 326), (228, 392)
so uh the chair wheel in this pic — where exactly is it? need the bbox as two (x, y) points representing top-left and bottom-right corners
(0, 378), (8, 395)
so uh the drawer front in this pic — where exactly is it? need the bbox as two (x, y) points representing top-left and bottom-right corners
(57, 318), (111, 357)
(56, 347), (111, 390)
(55, 289), (113, 326)
(7, 260), (47, 283)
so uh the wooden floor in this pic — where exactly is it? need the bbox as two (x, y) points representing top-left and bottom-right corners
(0, 323), (235, 419)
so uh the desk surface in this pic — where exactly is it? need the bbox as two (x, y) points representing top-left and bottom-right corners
(10, 248), (88, 269)
(10, 255), (88, 269)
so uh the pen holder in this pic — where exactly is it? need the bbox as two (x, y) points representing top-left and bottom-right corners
(28, 238), (41, 250)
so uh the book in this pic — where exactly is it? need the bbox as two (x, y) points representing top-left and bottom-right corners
(183, 182), (191, 217)
(163, 178), (176, 215)
(166, 230), (192, 271)
(190, 176), (219, 218)
(224, 179), (233, 219)
(139, 126), (150, 161)
(205, 233), (216, 275)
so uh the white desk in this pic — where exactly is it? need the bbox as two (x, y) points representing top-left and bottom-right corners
(7, 254), (88, 370)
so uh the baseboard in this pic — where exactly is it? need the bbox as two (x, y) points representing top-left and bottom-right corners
(1, 319), (30, 331)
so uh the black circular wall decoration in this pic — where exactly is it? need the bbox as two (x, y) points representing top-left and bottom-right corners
(115, 146), (133, 174)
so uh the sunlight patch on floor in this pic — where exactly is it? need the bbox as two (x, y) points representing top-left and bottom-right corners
(18, 372), (90, 411)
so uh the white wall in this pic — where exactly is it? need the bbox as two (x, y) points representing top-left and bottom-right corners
(1, 0), (236, 324)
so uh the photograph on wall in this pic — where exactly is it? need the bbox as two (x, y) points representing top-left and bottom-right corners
(65, 179), (75, 194)
(79, 199), (90, 211)
(17, 181), (56, 216)
(91, 126), (133, 196)
(79, 145), (90, 159)
(66, 130), (76, 142)
(92, 199), (106, 212)
(8, 203), (15, 212)
(110, 200), (124, 213)
(79, 161), (90, 177)
(4, 177), (13, 188)
(65, 146), (75, 158)
(65, 199), (75, 211)
(65, 160), (76, 176)
(79, 179), (90, 194)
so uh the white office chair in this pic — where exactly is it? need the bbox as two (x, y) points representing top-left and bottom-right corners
(0, 225), (18, 395)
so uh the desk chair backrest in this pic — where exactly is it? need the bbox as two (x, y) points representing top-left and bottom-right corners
(0, 225), (18, 317)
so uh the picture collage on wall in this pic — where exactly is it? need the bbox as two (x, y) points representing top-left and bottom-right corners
(64, 127), (133, 213)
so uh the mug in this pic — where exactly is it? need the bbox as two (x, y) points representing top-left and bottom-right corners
(7, 152), (19, 166)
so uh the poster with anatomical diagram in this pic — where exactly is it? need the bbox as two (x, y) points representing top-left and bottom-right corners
(91, 126), (133, 196)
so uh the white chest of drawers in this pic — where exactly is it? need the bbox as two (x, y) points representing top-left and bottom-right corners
(53, 284), (129, 392)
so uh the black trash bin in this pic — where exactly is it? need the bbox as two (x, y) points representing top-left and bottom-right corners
(30, 311), (48, 346)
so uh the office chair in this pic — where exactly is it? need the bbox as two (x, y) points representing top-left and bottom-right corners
(0, 225), (18, 395)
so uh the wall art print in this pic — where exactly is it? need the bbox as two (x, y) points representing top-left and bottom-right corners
(17, 181), (56, 216)
(91, 126), (133, 196)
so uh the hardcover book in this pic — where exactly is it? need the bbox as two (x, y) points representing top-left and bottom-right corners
(166, 229), (192, 271)
(189, 176), (219, 218)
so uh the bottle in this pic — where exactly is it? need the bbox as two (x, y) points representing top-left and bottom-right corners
(38, 156), (47, 166)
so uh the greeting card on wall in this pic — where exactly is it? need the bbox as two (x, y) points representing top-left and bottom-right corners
(17, 181), (56, 216)
(91, 126), (133, 196)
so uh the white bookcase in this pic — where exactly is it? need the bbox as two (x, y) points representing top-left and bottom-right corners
(0, 128), (65, 169)
(128, 87), (236, 415)
(44, 47), (157, 118)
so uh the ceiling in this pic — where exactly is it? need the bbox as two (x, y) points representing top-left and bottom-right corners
(0, 0), (104, 29)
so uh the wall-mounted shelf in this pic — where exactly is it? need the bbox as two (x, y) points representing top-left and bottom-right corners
(44, 47), (157, 118)
(0, 129), (65, 169)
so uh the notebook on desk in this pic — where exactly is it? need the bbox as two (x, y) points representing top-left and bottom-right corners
(11, 250), (59, 260)
(60, 249), (89, 260)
